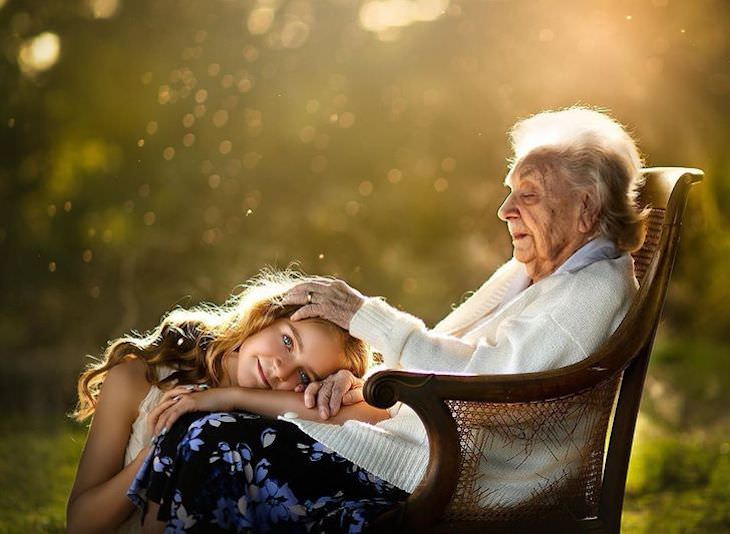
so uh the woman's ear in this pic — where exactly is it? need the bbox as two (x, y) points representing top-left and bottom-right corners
(578, 192), (599, 234)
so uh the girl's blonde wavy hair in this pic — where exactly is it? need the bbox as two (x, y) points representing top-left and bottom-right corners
(72, 271), (371, 422)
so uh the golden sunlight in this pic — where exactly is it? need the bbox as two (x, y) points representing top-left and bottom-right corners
(86, 0), (121, 19)
(17, 32), (61, 75)
(359, 0), (449, 39)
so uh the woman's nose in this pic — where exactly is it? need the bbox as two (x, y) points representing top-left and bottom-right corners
(498, 193), (517, 221)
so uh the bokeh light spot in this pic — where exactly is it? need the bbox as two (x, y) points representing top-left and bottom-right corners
(339, 112), (356, 128)
(182, 113), (195, 128)
(358, 180), (374, 196)
(86, 0), (120, 19)
(300, 126), (316, 143)
(281, 20), (310, 49)
(387, 168), (403, 183)
(162, 146), (175, 160)
(441, 157), (456, 172)
(195, 89), (208, 103)
(143, 211), (156, 225)
(18, 32), (61, 75)
(219, 140), (233, 155)
(182, 132), (196, 147)
(242, 45), (259, 62)
(345, 200), (361, 216)
(208, 174), (221, 189)
(221, 74), (234, 88)
(212, 109), (229, 127)
(238, 78), (253, 92)
(248, 7), (275, 35)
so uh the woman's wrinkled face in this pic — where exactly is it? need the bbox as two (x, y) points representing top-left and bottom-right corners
(234, 318), (346, 390)
(497, 160), (594, 282)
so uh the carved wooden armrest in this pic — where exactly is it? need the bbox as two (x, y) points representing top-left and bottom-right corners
(363, 368), (615, 529)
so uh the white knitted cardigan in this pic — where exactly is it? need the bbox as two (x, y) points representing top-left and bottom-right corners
(283, 252), (636, 503)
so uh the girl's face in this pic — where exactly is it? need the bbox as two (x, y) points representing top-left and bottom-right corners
(233, 318), (347, 390)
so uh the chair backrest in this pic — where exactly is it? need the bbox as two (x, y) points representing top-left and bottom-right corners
(599, 167), (703, 531)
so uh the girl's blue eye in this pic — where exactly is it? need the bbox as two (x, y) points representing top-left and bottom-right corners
(298, 369), (311, 386)
(282, 334), (293, 349)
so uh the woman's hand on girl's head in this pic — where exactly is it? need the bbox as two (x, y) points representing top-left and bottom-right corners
(295, 369), (364, 420)
(282, 280), (366, 330)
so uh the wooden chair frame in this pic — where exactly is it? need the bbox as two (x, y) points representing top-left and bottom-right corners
(365, 167), (703, 533)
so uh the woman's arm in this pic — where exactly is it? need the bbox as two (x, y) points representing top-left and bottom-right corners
(150, 386), (390, 436)
(67, 358), (153, 534)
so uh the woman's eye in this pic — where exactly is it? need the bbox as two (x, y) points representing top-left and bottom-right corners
(282, 334), (293, 350)
(298, 369), (311, 386)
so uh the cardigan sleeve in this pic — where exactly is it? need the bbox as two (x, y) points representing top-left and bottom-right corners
(350, 296), (587, 375)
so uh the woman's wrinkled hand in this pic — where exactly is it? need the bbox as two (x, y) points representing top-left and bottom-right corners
(282, 279), (366, 330)
(147, 384), (231, 438)
(294, 369), (365, 420)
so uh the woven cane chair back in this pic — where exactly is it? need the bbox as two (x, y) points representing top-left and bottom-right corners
(366, 168), (703, 532)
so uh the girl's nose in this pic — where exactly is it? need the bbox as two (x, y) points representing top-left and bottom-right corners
(271, 357), (296, 389)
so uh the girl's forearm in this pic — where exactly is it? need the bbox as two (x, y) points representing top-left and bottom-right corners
(223, 388), (389, 425)
(67, 445), (150, 534)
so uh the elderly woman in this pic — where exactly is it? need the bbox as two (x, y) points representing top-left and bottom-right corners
(133, 107), (645, 532)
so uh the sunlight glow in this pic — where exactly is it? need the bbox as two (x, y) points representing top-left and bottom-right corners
(86, 0), (120, 19)
(359, 0), (449, 38)
(18, 32), (61, 75)
(248, 7), (275, 35)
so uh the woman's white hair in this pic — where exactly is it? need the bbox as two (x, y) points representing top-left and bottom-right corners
(509, 107), (647, 252)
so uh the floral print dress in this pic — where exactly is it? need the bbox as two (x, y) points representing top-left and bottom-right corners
(128, 411), (408, 533)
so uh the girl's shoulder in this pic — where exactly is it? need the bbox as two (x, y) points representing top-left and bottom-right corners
(103, 356), (154, 422)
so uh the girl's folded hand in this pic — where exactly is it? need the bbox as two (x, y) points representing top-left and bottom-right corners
(147, 385), (233, 438)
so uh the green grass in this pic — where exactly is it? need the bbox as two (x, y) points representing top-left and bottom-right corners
(0, 418), (86, 533)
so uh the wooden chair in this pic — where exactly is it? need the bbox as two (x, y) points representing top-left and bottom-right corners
(365, 167), (703, 533)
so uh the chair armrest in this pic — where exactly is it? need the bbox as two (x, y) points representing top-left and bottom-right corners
(364, 369), (460, 529)
(363, 368), (616, 528)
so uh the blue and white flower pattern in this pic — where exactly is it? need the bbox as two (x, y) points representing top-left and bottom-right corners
(128, 411), (407, 533)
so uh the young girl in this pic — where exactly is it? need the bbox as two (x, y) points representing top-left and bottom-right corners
(67, 272), (386, 533)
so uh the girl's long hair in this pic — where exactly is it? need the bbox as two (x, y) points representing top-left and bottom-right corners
(72, 270), (370, 422)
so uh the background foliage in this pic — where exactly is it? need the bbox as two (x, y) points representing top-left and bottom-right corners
(0, 0), (728, 531)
